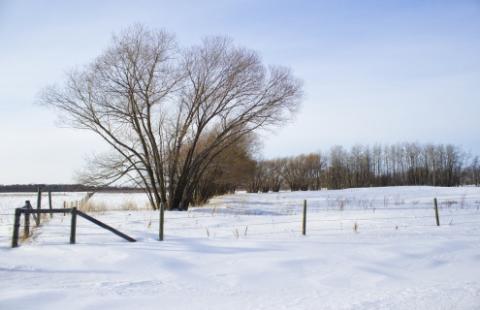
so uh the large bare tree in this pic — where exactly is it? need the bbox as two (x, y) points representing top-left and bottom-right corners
(41, 25), (303, 229)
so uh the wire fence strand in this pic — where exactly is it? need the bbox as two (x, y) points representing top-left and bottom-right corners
(2, 203), (479, 243)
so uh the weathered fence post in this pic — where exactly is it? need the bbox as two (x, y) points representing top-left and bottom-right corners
(26, 200), (36, 228)
(159, 201), (164, 241)
(70, 207), (77, 244)
(302, 199), (307, 235)
(36, 187), (42, 226)
(434, 198), (440, 226)
(48, 191), (53, 218)
(24, 201), (30, 238)
(12, 208), (21, 248)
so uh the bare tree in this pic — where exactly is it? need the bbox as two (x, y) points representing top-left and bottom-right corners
(247, 160), (268, 193)
(41, 24), (303, 224)
(467, 156), (480, 186)
(265, 159), (284, 192)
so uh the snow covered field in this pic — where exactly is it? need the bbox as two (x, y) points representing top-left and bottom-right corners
(0, 186), (479, 309)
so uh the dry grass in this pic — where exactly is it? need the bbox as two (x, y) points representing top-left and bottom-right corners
(233, 228), (240, 239)
(119, 201), (139, 211)
(78, 200), (149, 212)
(337, 198), (346, 211)
(20, 230), (31, 241)
(394, 196), (405, 205)
(353, 222), (359, 233)
(79, 201), (108, 213)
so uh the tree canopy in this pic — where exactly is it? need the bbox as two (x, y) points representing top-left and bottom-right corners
(41, 25), (303, 215)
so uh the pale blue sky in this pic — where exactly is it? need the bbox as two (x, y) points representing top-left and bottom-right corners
(0, 0), (479, 183)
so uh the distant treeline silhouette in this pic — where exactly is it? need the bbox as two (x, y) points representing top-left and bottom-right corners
(0, 184), (143, 193)
(247, 143), (480, 192)
(2, 143), (478, 197)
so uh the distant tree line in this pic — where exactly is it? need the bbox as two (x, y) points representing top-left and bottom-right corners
(2, 143), (478, 202)
(245, 143), (480, 193)
(0, 184), (143, 193)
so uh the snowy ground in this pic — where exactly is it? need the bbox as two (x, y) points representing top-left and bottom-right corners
(0, 186), (479, 309)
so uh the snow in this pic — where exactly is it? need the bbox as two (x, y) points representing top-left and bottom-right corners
(1, 186), (480, 309)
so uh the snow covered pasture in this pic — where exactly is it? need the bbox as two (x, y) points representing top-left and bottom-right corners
(0, 186), (479, 309)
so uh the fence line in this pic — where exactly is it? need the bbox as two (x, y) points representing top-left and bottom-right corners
(7, 218), (480, 242)
(60, 210), (479, 226)
(4, 196), (480, 245)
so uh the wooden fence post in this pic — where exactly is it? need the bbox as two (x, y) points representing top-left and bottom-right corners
(159, 201), (164, 241)
(36, 187), (42, 226)
(48, 191), (53, 218)
(24, 202), (30, 238)
(302, 199), (307, 235)
(70, 207), (77, 244)
(26, 200), (36, 227)
(434, 198), (440, 226)
(12, 209), (21, 248)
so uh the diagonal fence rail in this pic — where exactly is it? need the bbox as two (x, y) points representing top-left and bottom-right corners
(76, 210), (136, 242)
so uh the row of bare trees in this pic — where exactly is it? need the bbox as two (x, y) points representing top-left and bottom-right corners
(247, 143), (480, 192)
(464, 156), (480, 186)
(248, 154), (324, 192)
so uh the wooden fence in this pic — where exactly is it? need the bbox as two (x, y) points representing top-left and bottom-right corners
(11, 199), (135, 248)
